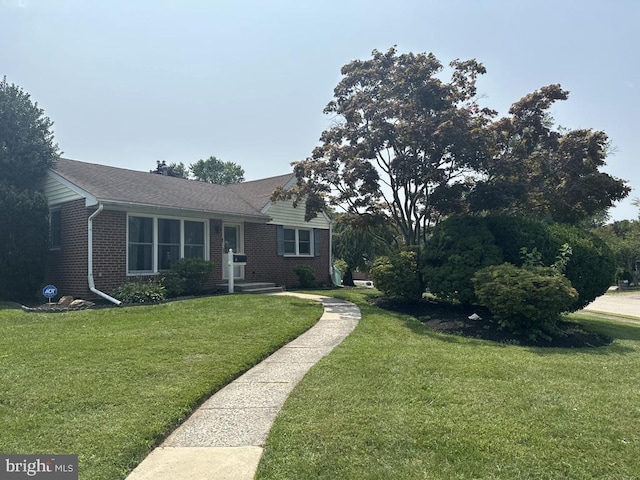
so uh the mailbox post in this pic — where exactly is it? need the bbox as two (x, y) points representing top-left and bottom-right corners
(227, 249), (247, 293)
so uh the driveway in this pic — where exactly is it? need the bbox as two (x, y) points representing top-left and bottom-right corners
(582, 292), (640, 320)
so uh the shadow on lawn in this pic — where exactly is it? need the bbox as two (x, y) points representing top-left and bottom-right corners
(368, 296), (639, 351)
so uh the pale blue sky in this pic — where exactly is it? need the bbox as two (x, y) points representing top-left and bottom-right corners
(2, 0), (638, 220)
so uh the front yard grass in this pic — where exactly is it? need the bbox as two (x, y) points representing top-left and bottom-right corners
(256, 289), (640, 480)
(0, 295), (321, 480)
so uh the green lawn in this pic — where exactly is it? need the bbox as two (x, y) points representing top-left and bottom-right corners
(0, 295), (321, 480)
(256, 289), (640, 480)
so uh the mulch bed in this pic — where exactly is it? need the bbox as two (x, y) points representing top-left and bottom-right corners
(370, 296), (611, 348)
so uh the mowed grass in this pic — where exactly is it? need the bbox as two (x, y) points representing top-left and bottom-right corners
(0, 295), (321, 480)
(257, 290), (640, 480)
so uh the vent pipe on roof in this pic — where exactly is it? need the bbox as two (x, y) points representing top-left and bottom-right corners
(88, 204), (122, 306)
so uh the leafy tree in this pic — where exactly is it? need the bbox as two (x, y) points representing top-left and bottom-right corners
(190, 156), (245, 184)
(273, 47), (492, 247)
(0, 79), (59, 300)
(593, 220), (640, 285)
(470, 84), (630, 223)
(0, 79), (59, 189)
(332, 213), (396, 285)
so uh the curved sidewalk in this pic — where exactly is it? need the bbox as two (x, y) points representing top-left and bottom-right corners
(126, 292), (361, 480)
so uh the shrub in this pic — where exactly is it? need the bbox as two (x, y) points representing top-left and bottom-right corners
(547, 224), (616, 308)
(163, 258), (214, 297)
(423, 215), (615, 309)
(111, 281), (165, 304)
(294, 265), (317, 288)
(474, 263), (578, 339)
(0, 185), (50, 301)
(422, 216), (503, 304)
(370, 250), (422, 301)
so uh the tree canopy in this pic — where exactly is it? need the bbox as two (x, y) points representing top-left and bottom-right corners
(470, 84), (630, 223)
(275, 47), (629, 247)
(190, 156), (245, 184)
(0, 79), (59, 300)
(0, 79), (59, 189)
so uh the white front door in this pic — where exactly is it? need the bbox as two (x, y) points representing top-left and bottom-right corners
(223, 223), (244, 280)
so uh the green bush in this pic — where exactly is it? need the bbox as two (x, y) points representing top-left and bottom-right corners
(422, 216), (503, 304)
(423, 215), (615, 309)
(294, 265), (317, 288)
(162, 258), (214, 297)
(111, 281), (166, 304)
(547, 224), (615, 308)
(0, 185), (50, 301)
(370, 250), (422, 301)
(473, 263), (578, 339)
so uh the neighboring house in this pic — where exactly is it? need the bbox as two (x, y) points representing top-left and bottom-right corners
(44, 158), (332, 302)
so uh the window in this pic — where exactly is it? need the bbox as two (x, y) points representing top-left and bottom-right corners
(184, 221), (205, 259)
(49, 210), (61, 249)
(128, 216), (154, 272)
(127, 216), (207, 274)
(158, 219), (180, 270)
(278, 226), (319, 257)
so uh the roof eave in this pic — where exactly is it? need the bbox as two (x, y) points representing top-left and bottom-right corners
(95, 199), (271, 222)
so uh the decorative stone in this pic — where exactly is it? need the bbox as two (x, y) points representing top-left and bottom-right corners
(69, 299), (95, 309)
(58, 295), (74, 307)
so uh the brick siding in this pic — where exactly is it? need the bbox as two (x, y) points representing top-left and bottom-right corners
(243, 223), (330, 289)
(45, 199), (90, 298)
(46, 205), (331, 298)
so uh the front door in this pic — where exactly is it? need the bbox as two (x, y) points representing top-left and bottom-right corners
(222, 223), (244, 280)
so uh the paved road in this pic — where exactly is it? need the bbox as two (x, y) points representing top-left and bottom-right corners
(582, 293), (640, 320)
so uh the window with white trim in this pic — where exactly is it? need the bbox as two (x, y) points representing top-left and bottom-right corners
(127, 215), (207, 274)
(279, 226), (316, 257)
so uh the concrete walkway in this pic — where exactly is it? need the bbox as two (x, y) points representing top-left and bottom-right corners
(126, 292), (361, 480)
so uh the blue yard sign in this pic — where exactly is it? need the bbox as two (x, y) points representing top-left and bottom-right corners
(43, 284), (58, 300)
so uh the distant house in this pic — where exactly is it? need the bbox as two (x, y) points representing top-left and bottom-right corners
(44, 158), (332, 302)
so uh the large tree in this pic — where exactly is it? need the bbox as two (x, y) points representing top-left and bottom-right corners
(273, 47), (492, 247)
(0, 79), (59, 300)
(470, 84), (630, 223)
(190, 156), (245, 184)
(274, 49), (630, 250)
(0, 79), (59, 188)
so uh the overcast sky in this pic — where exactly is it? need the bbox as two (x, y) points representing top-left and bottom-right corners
(2, 0), (638, 220)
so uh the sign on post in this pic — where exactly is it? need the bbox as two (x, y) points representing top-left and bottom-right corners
(43, 284), (58, 303)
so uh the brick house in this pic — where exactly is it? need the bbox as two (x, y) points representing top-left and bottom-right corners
(44, 158), (332, 303)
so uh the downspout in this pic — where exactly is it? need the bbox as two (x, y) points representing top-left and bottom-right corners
(329, 220), (333, 277)
(88, 204), (122, 306)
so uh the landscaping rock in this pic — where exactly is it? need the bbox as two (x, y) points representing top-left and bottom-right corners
(58, 295), (74, 307)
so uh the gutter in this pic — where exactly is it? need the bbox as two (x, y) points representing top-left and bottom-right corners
(88, 204), (122, 306)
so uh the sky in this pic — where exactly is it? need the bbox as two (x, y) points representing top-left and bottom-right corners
(1, 0), (638, 220)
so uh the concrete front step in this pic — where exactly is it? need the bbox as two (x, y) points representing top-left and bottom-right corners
(216, 282), (284, 294)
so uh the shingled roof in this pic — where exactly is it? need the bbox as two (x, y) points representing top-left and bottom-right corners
(229, 173), (295, 211)
(50, 158), (292, 220)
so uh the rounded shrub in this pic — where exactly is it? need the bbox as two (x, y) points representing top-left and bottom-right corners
(546, 224), (616, 309)
(473, 263), (578, 339)
(294, 265), (317, 288)
(163, 258), (214, 297)
(422, 216), (503, 304)
(370, 250), (422, 301)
